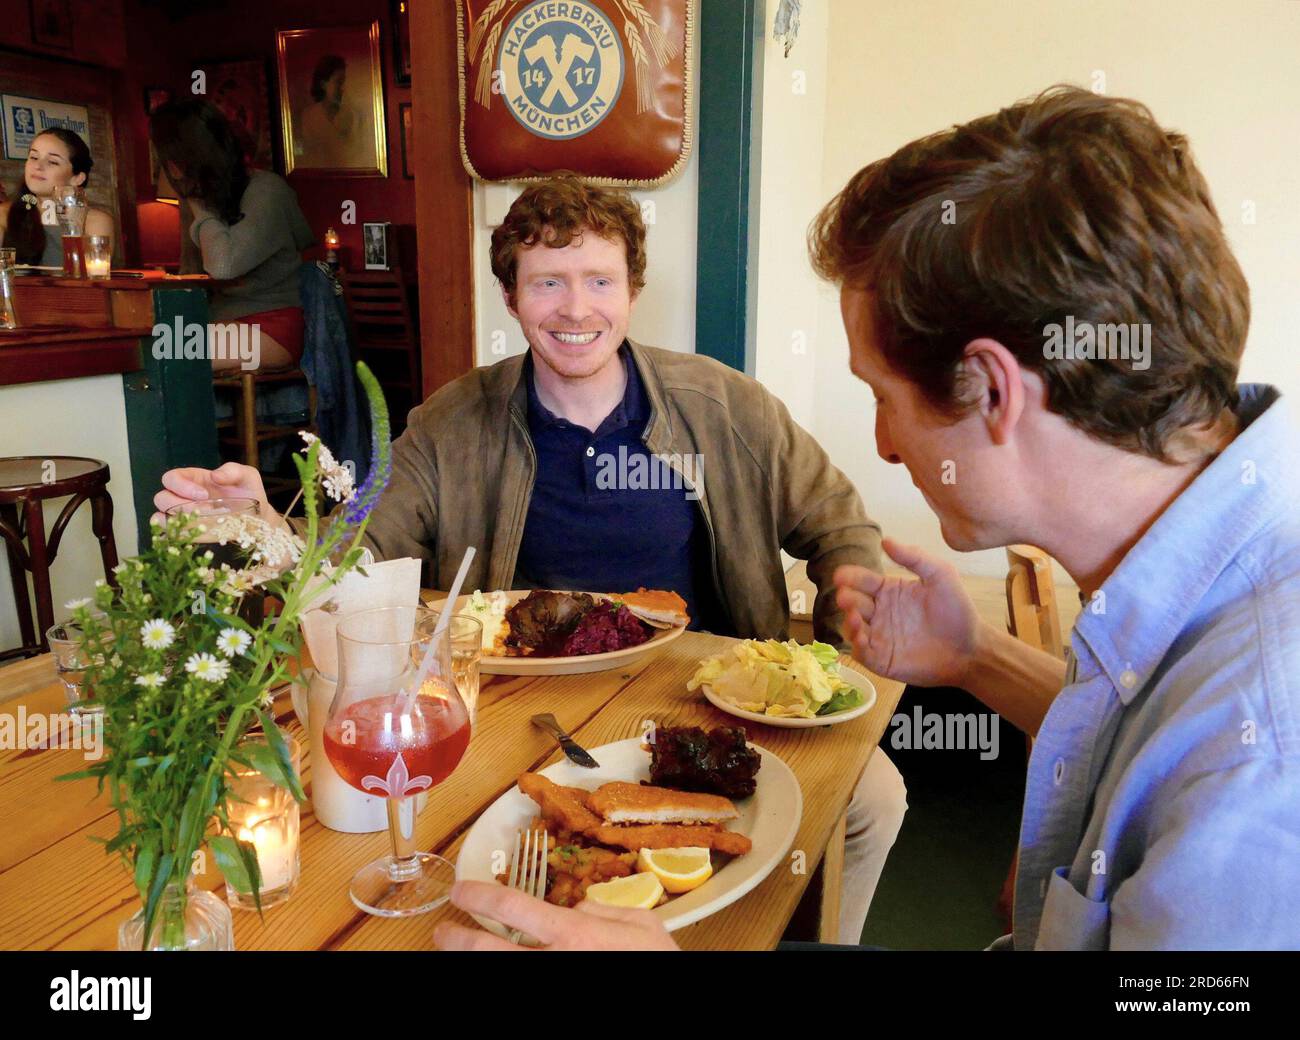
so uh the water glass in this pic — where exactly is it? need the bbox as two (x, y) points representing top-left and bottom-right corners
(46, 621), (104, 717)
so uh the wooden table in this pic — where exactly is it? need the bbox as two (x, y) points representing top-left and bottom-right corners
(0, 632), (903, 950)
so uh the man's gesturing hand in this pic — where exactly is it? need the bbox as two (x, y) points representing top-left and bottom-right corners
(433, 880), (680, 952)
(152, 462), (276, 526)
(834, 536), (981, 689)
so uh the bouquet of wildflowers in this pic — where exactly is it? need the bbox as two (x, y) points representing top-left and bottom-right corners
(61, 363), (392, 948)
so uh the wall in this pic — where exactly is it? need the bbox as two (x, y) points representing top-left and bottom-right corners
(752, 0), (830, 434)
(0, 378), (139, 652)
(808, 0), (1300, 578)
(470, 28), (701, 366)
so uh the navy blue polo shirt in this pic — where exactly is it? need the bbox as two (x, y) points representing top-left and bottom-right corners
(513, 346), (708, 629)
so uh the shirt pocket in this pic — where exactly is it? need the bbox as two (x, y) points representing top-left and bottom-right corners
(1035, 866), (1111, 950)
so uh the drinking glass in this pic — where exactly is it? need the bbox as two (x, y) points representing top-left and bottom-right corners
(449, 614), (482, 723)
(164, 497), (265, 624)
(85, 235), (112, 278)
(56, 186), (87, 278)
(46, 620), (107, 717)
(0, 247), (17, 329)
(325, 606), (471, 916)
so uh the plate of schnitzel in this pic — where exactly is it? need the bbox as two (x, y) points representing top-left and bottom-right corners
(424, 588), (688, 675)
(455, 736), (801, 934)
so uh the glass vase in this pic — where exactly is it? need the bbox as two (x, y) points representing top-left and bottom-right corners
(117, 877), (235, 951)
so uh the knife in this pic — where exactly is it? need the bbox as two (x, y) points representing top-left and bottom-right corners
(531, 713), (600, 768)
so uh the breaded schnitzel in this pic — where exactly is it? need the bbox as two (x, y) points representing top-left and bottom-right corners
(588, 823), (753, 856)
(516, 773), (602, 833)
(588, 781), (739, 825)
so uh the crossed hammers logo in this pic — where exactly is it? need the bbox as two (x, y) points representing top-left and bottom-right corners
(523, 32), (596, 108)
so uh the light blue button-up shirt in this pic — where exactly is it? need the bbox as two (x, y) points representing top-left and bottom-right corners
(1012, 384), (1300, 950)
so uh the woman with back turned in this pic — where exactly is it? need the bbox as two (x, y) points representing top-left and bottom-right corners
(150, 99), (314, 371)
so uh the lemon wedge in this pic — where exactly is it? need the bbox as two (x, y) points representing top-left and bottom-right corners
(637, 846), (713, 894)
(584, 871), (665, 909)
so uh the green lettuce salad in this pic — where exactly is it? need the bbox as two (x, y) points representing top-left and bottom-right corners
(687, 639), (864, 719)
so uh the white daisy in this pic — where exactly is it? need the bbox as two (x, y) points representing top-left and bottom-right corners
(134, 673), (165, 689)
(215, 628), (252, 659)
(184, 653), (230, 683)
(140, 618), (175, 650)
(64, 596), (93, 610)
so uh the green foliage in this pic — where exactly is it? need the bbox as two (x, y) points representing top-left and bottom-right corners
(62, 362), (391, 948)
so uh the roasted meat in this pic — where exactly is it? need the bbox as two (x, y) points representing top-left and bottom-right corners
(648, 726), (762, 799)
(505, 590), (594, 653)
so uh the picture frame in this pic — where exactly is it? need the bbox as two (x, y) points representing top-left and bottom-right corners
(29, 0), (73, 50)
(363, 222), (391, 270)
(276, 21), (388, 177)
(197, 59), (275, 170)
(392, 0), (412, 86)
(399, 102), (414, 179)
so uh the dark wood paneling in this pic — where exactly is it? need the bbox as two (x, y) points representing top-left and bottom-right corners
(410, 0), (474, 395)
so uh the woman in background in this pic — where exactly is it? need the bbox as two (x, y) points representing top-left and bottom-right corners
(150, 99), (314, 371)
(0, 128), (113, 266)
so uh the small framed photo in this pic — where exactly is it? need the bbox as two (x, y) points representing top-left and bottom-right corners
(30, 0), (73, 50)
(363, 222), (391, 270)
(399, 102), (414, 179)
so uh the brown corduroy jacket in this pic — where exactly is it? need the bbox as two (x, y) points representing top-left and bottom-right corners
(362, 340), (883, 647)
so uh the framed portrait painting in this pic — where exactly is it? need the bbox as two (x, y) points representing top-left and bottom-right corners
(276, 21), (388, 176)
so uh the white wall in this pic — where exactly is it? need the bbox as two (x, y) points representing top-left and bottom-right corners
(471, 30), (702, 365)
(0, 376), (139, 651)
(752, 0), (830, 434)
(804, 0), (1300, 577)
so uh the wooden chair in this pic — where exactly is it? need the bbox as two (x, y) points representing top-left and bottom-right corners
(340, 266), (421, 435)
(996, 544), (1065, 926)
(212, 368), (317, 497)
(0, 456), (118, 659)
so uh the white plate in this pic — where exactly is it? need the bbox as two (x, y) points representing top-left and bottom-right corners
(455, 737), (801, 935)
(700, 662), (878, 728)
(426, 590), (686, 675)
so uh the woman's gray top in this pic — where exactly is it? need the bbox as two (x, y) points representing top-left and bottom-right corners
(188, 170), (315, 321)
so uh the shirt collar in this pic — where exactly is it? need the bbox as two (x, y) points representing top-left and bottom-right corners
(525, 342), (647, 436)
(1073, 385), (1298, 703)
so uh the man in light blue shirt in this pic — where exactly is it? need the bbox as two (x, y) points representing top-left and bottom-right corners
(435, 86), (1298, 951)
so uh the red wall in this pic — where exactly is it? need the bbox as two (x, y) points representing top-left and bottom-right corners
(122, 0), (415, 271)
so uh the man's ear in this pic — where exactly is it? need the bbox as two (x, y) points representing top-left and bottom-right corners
(501, 284), (519, 320)
(961, 338), (1025, 446)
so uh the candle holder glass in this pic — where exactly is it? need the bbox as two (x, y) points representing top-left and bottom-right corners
(225, 729), (302, 910)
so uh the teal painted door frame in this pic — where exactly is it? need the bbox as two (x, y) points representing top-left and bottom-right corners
(694, 0), (764, 375)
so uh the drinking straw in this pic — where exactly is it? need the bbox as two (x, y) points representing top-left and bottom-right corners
(398, 545), (475, 712)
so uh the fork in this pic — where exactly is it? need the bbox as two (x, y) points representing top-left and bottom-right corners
(505, 827), (549, 946)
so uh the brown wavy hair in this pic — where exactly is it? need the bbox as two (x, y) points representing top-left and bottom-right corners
(491, 173), (648, 302)
(810, 85), (1249, 463)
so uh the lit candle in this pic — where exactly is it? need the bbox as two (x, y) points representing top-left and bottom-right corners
(237, 814), (296, 892)
(324, 227), (340, 250)
(86, 257), (111, 278)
